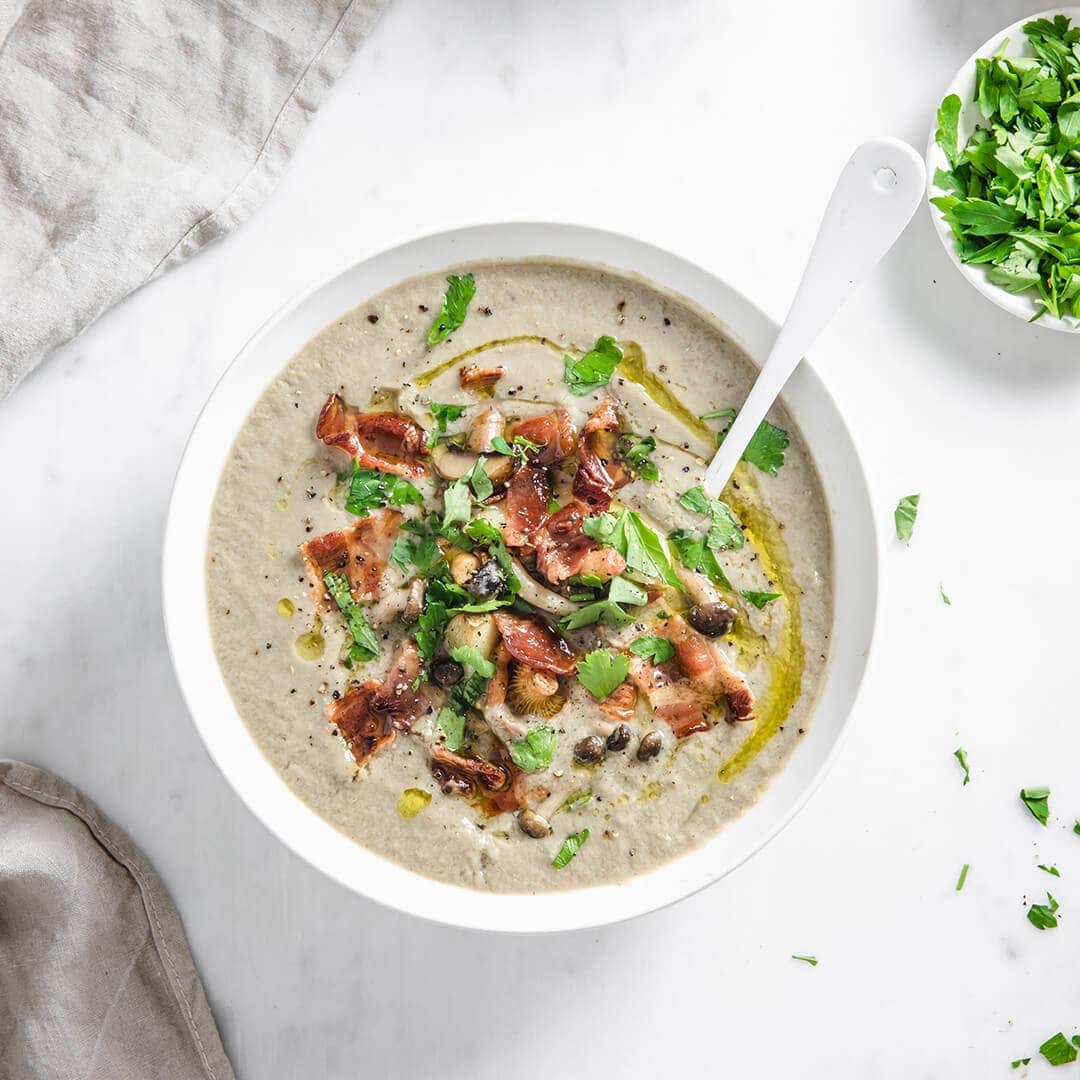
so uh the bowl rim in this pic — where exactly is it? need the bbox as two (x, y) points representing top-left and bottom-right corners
(925, 5), (1080, 333)
(162, 220), (881, 934)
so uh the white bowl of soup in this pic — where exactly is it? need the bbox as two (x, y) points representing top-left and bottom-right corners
(163, 222), (879, 933)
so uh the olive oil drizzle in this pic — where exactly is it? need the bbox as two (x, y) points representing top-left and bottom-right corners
(414, 335), (565, 388)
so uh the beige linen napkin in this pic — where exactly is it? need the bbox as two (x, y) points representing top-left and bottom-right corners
(0, 760), (235, 1080)
(0, 0), (389, 400)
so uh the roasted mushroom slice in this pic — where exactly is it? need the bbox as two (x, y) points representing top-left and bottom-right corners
(429, 443), (513, 485)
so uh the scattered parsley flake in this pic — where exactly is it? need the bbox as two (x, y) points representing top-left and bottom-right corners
(679, 485), (745, 551)
(629, 635), (676, 664)
(791, 954), (818, 967)
(668, 529), (732, 589)
(1021, 786), (1051, 826)
(577, 649), (630, 701)
(436, 706), (466, 752)
(742, 420), (790, 475)
(1027, 892), (1060, 930)
(427, 273), (476, 346)
(954, 747), (971, 786)
(607, 576), (648, 606)
(558, 790), (593, 814)
(552, 828), (590, 869)
(322, 571), (380, 663)
(741, 590), (780, 609)
(467, 457), (493, 502)
(956, 863), (970, 891)
(1039, 1031), (1078, 1067)
(940, 584), (951, 605)
(510, 725), (557, 772)
(343, 460), (423, 516)
(1011, 1058), (1031, 1069)
(441, 476), (473, 526)
(563, 336), (622, 396)
(448, 644), (496, 678)
(1039, 864), (1061, 877)
(894, 494), (920, 543)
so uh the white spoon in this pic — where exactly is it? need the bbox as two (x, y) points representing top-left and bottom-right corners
(702, 137), (926, 497)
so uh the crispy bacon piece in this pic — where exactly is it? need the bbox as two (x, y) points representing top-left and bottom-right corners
(493, 612), (578, 675)
(572, 399), (631, 512)
(598, 681), (637, 723)
(327, 640), (427, 767)
(459, 364), (505, 390)
(503, 466), (551, 547)
(430, 745), (510, 795)
(509, 408), (577, 466)
(316, 394), (427, 478)
(531, 502), (626, 585)
(300, 509), (402, 609)
(628, 615), (753, 736)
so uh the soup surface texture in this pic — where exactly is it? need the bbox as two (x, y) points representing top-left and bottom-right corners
(206, 258), (832, 893)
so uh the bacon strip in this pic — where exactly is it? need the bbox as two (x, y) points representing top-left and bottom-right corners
(509, 408), (577, 466)
(493, 612), (578, 675)
(572, 399), (631, 513)
(503, 466), (551, 547)
(316, 394), (427, 478)
(628, 614), (753, 736)
(300, 509), (402, 610)
(430, 745), (510, 795)
(598, 681), (637, 723)
(327, 640), (427, 767)
(530, 502), (626, 585)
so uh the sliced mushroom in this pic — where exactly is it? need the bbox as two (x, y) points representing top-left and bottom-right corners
(443, 612), (499, 661)
(508, 555), (579, 616)
(402, 578), (425, 624)
(467, 407), (506, 454)
(430, 444), (513, 485)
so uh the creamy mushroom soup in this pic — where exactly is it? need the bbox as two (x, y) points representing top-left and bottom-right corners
(206, 259), (832, 893)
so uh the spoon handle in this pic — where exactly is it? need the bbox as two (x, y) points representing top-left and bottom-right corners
(702, 136), (926, 497)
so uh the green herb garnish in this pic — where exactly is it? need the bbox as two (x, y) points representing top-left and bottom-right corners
(563, 336), (621, 396)
(894, 494), (920, 543)
(956, 863), (970, 891)
(437, 706), (466, 751)
(1039, 864), (1061, 877)
(577, 649), (630, 701)
(467, 457), (493, 502)
(954, 747), (971, 786)
(668, 529), (732, 589)
(510, 725), (557, 772)
(940, 584), (951, 605)
(416, 600), (450, 660)
(1011, 1058), (1030, 1069)
(583, 508), (682, 589)
(1027, 892), (1060, 930)
(427, 402), (467, 448)
(1039, 1032), (1079, 1067)
(558, 790), (593, 814)
(322, 571), (380, 663)
(742, 420), (790, 476)
(741, 590), (780, 609)
(1021, 786), (1051, 826)
(629, 635), (676, 664)
(441, 476), (473, 526)
(449, 644), (496, 678)
(618, 433), (660, 481)
(552, 828), (590, 869)
(427, 273), (476, 346)
(343, 459), (423, 516)
(680, 485), (744, 551)
(791, 954), (818, 967)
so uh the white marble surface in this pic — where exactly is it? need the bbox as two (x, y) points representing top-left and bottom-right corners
(4, 0), (1080, 1075)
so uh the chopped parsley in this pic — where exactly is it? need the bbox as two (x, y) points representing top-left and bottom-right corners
(449, 669), (490, 714)
(700, 407), (737, 427)
(577, 649), (630, 701)
(427, 273), (476, 346)
(510, 725), (557, 771)
(441, 476), (473, 526)
(954, 747), (971, 786)
(322, 571), (380, 664)
(1027, 892), (1060, 930)
(1039, 1032), (1079, 1067)
(940, 584), (951, 605)
(741, 590), (780, 609)
(1075, 819), (1080, 836)
(560, 597), (635, 631)
(489, 433), (541, 459)
(629, 635), (675, 664)
(466, 457), (493, 502)
(552, 828), (590, 869)
(741, 420), (790, 476)
(791, 954), (818, 967)
(558, 790), (593, 814)
(1021, 786), (1051, 826)
(1011, 1058), (1031, 1069)
(582, 508), (682, 589)
(956, 863), (970, 891)
(894, 494), (920, 543)
(679, 485), (745, 551)
(342, 459), (423, 516)
(448, 644), (496, 678)
(608, 576), (648, 606)
(426, 401), (467, 447)
(436, 706), (466, 752)
(618, 433), (660, 481)
(563, 336), (621, 396)
(668, 529), (732, 589)
(416, 600), (450, 660)
(1039, 864), (1061, 877)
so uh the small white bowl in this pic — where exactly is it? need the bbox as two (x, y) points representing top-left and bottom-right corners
(163, 222), (880, 933)
(926, 7), (1080, 332)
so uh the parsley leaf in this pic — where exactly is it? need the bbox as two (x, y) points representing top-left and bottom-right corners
(582, 509), (681, 589)
(1011, 1058), (1030, 1069)
(427, 402), (466, 447)
(679, 485), (745, 551)
(577, 649), (630, 701)
(700, 407), (737, 425)
(449, 670), (490, 714)
(1074, 818), (1080, 836)
(629, 635), (675, 664)
(935, 93), (961, 168)
(510, 725), (557, 772)
(956, 863), (970, 891)
(741, 590), (780, 609)
(1021, 786), (1051, 826)
(416, 600), (450, 660)
(668, 529), (732, 589)
(467, 457), (493, 502)
(558, 790), (593, 814)
(343, 460), (423, 516)
(618, 433), (660, 481)
(322, 571), (380, 663)
(1028, 892), (1060, 930)
(940, 584), (951, 605)
(742, 420), (790, 476)
(449, 644), (496, 678)
(442, 476), (473, 526)
(1040, 1032), (1078, 1067)
(437, 706), (466, 752)
(791, 954), (818, 966)
(563, 336), (622, 396)
(427, 273), (476, 346)
(1039, 864), (1061, 877)
(607, 576), (648, 606)
(954, 746), (971, 785)
(582, 512), (618, 545)
(559, 599), (636, 631)
(894, 494), (920, 543)
(552, 828), (590, 869)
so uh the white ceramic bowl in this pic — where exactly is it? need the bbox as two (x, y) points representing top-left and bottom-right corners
(926, 7), (1080, 332)
(163, 222), (879, 933)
